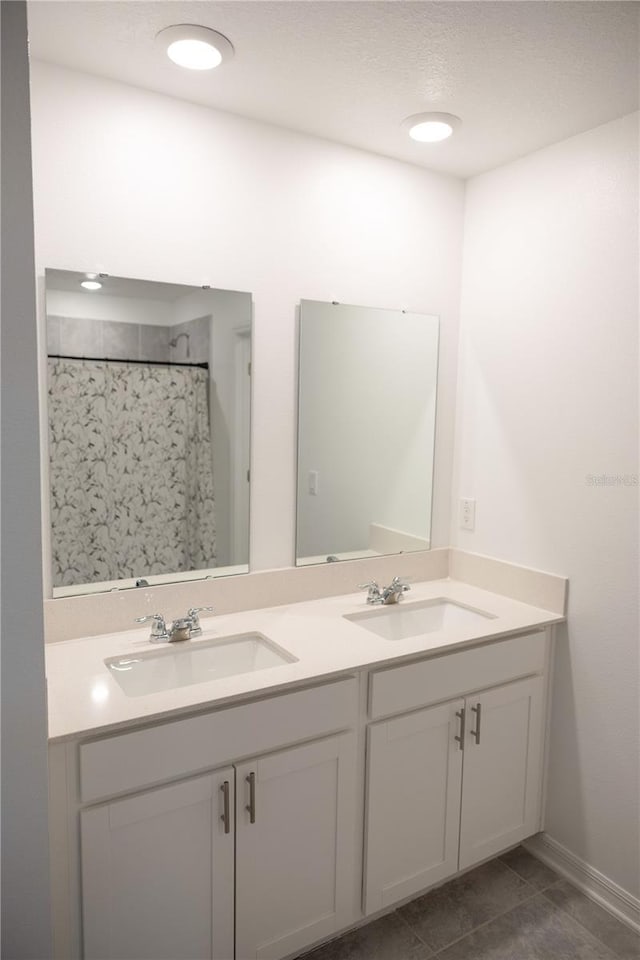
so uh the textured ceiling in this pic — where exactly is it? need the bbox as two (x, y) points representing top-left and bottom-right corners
(27, 1), (640, 178)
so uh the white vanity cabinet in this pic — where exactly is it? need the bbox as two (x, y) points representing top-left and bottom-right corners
(49, 627), (555, 960)
(458, 675), (544, 869)
(81, 769), (236, 960)
(51, 677), (360, 960)
(364, 699), (464, 913)
(80, 732), (357, 960)
(364, 633), (548, 915)
(235, 732), (357, 960)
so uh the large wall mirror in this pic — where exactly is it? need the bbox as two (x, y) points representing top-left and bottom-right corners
(44, 269), (252, 596)
(296, 300), (439, 566)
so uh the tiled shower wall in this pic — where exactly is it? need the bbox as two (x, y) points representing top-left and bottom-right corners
(47, 314), (210, 363)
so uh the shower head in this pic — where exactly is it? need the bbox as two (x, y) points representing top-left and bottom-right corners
(169, 332), (191, 358)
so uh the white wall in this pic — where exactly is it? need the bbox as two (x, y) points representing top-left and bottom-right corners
(29, 61), (465, 573)
(0, 3), (52, 955)
(297, 301), (438, 558)
(454, 113), (639, 898)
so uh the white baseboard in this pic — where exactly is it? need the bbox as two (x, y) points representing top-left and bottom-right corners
(524, 833), (640, 934)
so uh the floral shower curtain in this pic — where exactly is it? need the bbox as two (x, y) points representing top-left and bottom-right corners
(48, 358), (217, 587)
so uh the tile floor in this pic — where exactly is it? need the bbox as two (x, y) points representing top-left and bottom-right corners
(297, 847), (640, 960)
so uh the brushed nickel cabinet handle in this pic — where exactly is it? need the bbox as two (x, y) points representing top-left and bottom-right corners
(246, 772), (256, 824)
(470, 703), (482, 744)
(220, 780), (230, 834)
(454, 708), (465, 751)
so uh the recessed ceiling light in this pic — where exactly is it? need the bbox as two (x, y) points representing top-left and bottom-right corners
(80, 279), (102, 291)
(156, 25), (234, 71)
(402, 112), (461, 143)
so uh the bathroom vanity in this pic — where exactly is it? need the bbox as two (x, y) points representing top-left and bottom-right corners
(46, 575), (564, 960)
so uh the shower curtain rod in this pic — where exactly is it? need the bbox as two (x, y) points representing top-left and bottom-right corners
(47, 354), (209, 370)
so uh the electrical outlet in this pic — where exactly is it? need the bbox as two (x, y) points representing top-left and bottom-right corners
(459, 498), (476, 531)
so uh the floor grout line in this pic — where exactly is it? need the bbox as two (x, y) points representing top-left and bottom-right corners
(394, 907), (434, 950)
(427, 890), (539, 960)
(539, 885), (635, 960)
(427, 885), (623, 960)
(496, 853), (561, 895)
(398, 856), (546, 956)
(297, 852), (632, 960)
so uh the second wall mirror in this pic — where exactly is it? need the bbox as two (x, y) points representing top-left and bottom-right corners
(296, 299), (439, 566)
(45, 269), (252, 596)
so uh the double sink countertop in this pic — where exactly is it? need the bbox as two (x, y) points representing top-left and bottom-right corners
(45, 577), (565, 743)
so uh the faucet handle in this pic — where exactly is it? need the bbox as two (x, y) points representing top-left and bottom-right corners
(358, 581), (383, 604)
(187, 606), (214, 636)
(187, 605), (214, 620)
(390, 576), (411, 590)
(135, 613), (168, 641)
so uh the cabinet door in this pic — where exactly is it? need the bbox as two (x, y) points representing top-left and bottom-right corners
(81, 770), (234, 960)
(235, 732), (358, 960)
(459, 676), (544, 870)
(364, 699), (464, 915)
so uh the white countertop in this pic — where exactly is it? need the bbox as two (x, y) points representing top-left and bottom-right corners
(45, 577), (564, 742)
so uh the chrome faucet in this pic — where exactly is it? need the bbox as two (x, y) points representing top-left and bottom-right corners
(358, 576), (411, 605)
(135, 605), (214, 643)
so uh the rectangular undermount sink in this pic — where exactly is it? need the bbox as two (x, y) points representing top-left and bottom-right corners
(106, 633), (297, 698)
(345, 598), (496, 642)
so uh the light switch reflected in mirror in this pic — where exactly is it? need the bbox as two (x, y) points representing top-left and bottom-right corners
(44, 269), (252, 597)
(295, 300), (439, 566)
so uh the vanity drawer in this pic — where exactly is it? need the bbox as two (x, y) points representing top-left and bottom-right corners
(369, 632), (546, 720)
(80, 677), (358, 803)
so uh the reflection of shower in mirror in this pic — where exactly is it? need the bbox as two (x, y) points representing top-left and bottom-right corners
(43, 268), (253, 598)
(169, 331), (191, 358)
